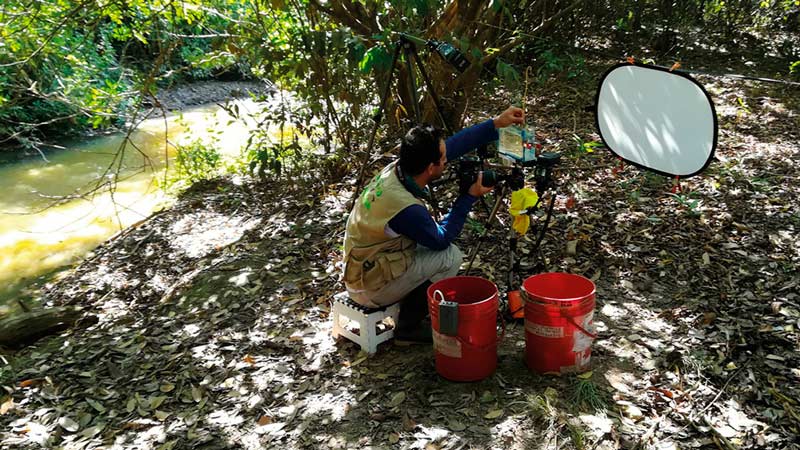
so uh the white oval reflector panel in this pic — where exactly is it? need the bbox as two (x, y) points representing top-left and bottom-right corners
(596, 64), (717, 178)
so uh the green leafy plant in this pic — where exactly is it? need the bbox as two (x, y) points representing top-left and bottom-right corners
(668, 191), (702, 216)
(246, 139), (302, 183)
(527, 393), (556, 420)
(465, 217), (486, 235)
(791, 60), (800, 78)
(532, 42), (587, 82)
(615, 10), (635, 31)
(496, 60), (522, 86)
(567, 421), (586, 450)
(174, 139), (222, 184)
(572, 134), (603, 154)
(736, 97), (752, 120)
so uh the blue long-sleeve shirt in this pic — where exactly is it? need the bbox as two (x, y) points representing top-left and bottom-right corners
(387, 119), (498, 250)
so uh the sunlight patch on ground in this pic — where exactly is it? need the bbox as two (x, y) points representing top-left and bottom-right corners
(412, 424), (450, 445)
(228, 268), (255, 287)
(169, 212), (259, 258)
(600, 303), (626, 320)
(300, 392), (353, 421)
(603, 368), (639, 395)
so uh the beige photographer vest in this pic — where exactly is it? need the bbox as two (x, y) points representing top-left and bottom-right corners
(343, 162), (424, 292)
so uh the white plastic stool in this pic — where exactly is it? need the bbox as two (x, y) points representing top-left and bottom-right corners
(331, 292), (401, 354)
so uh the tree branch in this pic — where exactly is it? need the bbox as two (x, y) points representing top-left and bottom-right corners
(480, 0), (586, 66)
(308, 0), (375, 36)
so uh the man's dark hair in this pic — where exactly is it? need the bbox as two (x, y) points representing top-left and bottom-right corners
(399, 124), (444, 176)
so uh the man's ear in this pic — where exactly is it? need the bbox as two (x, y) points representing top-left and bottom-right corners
(425, 162), (436, 176)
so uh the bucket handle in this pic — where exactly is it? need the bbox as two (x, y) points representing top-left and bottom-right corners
(521, 290), (597, 339)
(565, 315), (597, 339)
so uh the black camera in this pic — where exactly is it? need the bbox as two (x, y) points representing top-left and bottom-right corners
(456, 158), (498, 195)
(456, 158), (529, 194)
(532, 152), (561, 192)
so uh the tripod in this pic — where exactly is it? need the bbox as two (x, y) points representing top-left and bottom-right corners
(463, 153), (561, 311)
(350, 33), (455, 212)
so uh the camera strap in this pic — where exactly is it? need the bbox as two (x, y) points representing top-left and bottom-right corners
(395, 164), (431, 201)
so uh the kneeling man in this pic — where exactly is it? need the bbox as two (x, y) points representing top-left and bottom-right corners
(343, 107), (525, 341)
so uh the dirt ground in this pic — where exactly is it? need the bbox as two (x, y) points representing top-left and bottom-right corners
(1, 58), (799, 449)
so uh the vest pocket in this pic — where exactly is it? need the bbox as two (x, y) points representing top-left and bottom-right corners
(384, 250), (412, 280)
(344, 239), (415, 291)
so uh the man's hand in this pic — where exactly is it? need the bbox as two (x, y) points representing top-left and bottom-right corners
(493, 106), (525, 129)
(468, 172), (493, 197)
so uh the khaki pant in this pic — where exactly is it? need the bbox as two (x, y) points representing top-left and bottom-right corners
(347, 245), (464, 308)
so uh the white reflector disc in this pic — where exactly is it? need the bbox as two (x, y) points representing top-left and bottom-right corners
(596, 64), (717, 177)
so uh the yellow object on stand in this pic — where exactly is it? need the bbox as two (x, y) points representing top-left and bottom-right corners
(508, 188), (539, 235)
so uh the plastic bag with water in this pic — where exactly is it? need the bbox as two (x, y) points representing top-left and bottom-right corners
(498, 125), (536, 163)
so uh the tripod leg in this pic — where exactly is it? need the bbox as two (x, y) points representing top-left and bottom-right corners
(508, 228), (518, 289)
(465, 185), (506, 275)
(349, 43), (403, 212)
(404, 44), (421, 122)
(411, 48), (452, 134)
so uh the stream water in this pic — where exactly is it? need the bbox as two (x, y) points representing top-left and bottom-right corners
(0, 100), (264, 311)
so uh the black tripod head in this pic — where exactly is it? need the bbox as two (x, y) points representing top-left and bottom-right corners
(395, 32), (470, 74)
(427, 39), (470, 73)
(532, 152), (561, 193)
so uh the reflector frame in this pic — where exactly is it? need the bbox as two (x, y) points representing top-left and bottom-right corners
(595, 63), (718, 178)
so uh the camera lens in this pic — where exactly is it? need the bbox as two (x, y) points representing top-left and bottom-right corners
(482, 170), (498, 187)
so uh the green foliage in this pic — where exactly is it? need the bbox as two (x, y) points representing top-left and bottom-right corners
(668, 191), (702, 216)
(496, 60), (522, 87)
(570, 377), (607, 412)
(567, 421), (586, 450)
(0, 0), (251, 148)
(791, 60), (800, 77)
(616, 10), (636, 31)
(359, 46), (392, 74)
(530, 42), (586, 82)
(174, 140), (222, 184)
(526, 392), (557, 420)
(572, 134), (603, 154)
(465, 218), (487, 235)
(245, 138), (301, 183)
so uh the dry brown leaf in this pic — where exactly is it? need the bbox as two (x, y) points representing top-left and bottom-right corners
(0, 398), (13, 415)
(19, 379), (39, 388)
(257, 415), (272, 426)
(401, 412), (416, 431)
(243, 354), (255, 365)
(121, 422), (150, 431)
(566, 240), (578, 256)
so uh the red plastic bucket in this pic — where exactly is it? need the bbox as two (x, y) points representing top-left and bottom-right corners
(522, 273), (596, 374)
(427, 276), (501, 381)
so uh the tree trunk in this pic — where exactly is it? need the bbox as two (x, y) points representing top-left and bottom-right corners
(311, 0), (585, 131)
(0, 307), (85, 348)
